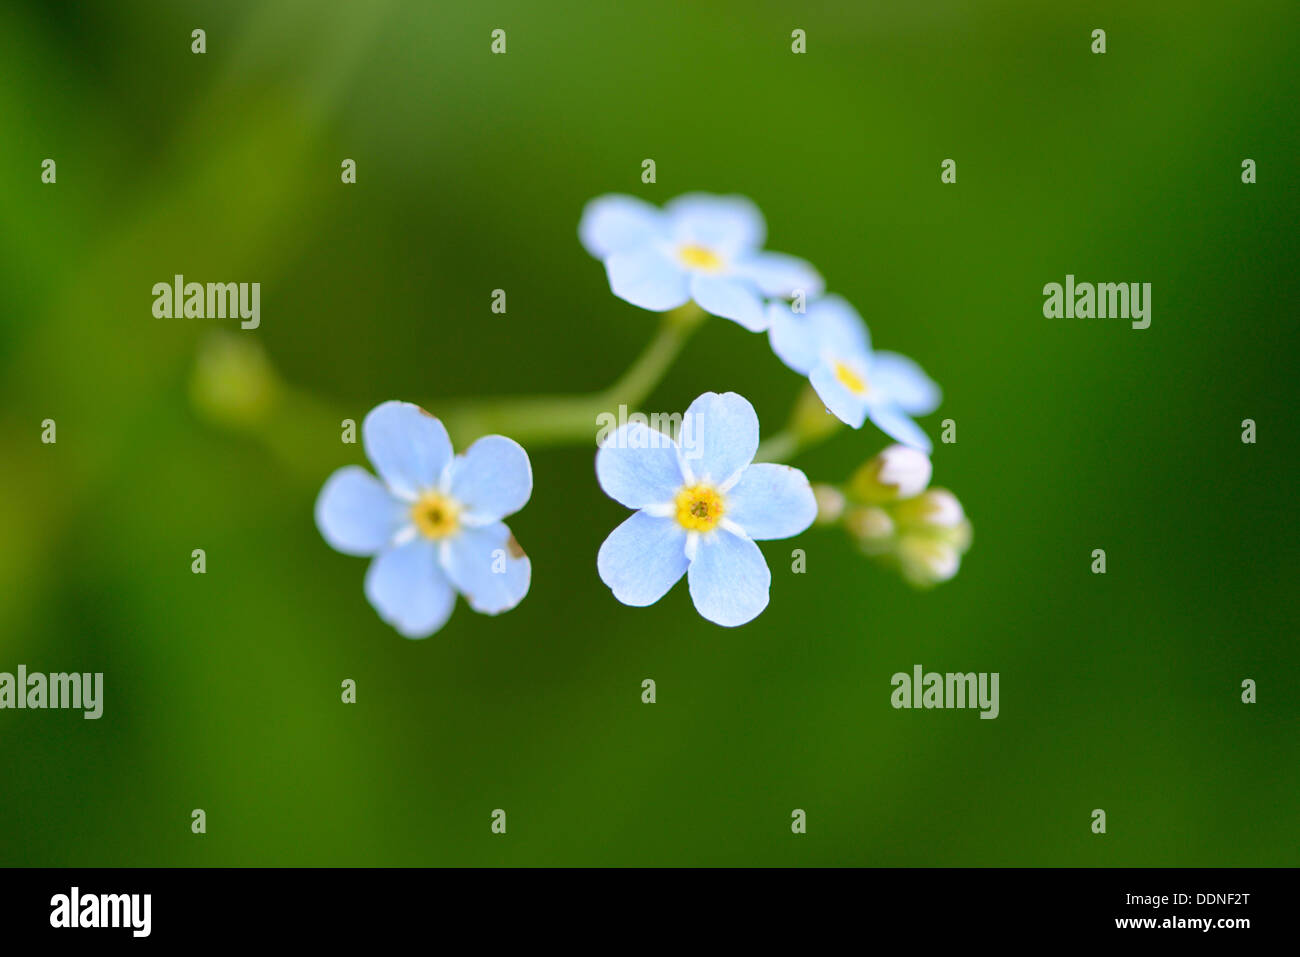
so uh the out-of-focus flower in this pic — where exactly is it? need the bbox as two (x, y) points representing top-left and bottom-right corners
(811, 483), (846, 525)
(579, 193), (823, 331)
(894, 488), (967, 533)
(845, 505), (896, 553)
(595, 391), (817, 626)
(315, 401), (532, 638)
(891, 487), (972, 585)
(190, 332), (277, 429)
(896, 536), (963, 587)
(767, 296), (940, 451)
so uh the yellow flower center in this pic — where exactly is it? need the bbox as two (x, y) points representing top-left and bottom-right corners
(410, 491), (460, 540)
(677, 244), (724, 272)
(834, 360), (870, 396)
(675, 484), (725, 532)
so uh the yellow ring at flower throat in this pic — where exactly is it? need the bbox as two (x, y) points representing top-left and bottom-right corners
(677, 244), (724, 272)
(674, 484), (725, 532)
(411, 491), (460, 540)
(833, 360), (870, 396)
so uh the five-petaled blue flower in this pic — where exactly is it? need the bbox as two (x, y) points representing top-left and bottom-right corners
(579, 193), (823, 332)
(767, 296), (941, 452)
(315, 401), (532, 638)
(595, 391), (817, 627)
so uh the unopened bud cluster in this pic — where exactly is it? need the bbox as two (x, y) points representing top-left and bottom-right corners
(820, 445), (972, 586)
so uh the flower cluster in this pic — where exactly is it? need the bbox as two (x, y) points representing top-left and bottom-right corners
(313, 193), (969, 639)
(580, 193), (941, 451)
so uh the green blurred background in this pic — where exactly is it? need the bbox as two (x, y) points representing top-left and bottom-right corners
(2, 0), (1297, 866)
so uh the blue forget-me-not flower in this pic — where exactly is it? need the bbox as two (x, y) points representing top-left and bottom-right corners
(579, 193), (824, 332)
(767, 296), (941, 452)
(595, 391), (817, 627)
(315, 401), (532, 638)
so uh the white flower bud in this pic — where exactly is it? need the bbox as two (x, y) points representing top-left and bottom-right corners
(811, 483), (846, 525)
(896, 487), (965, 531)
(876, 445), (932, 499)
(918, 488), (964, 527)
(898, 537), (961, 586)
(848, 445), (932, 503)
(846, 506), (895, 553)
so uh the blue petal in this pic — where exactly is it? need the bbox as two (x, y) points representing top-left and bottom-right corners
(597, 510), (689, 606)
(441, 521), (531, 615)
(362, 401), (454, 500)
(606, 246), (691, 312)
(689, 274), (767, 331)
(867, 403), (933, 453)
(447, 435), (532, 523)
(595, 422), (684, 508)
(687, 528), (771, 627)
(766, 301), (818, 375)
(315, 466), (408, 556)
(364, 539), (456, 638)
(578, 194), (667, 259)
(734, 251), (824, 298)
(664, 193), (765, 254)
(809, 362), (870, 428)
(678, 391), (759, 485)
(724, 463), (817, 540)
(808, 295), (871, 358)
(869, 351), (942, 415)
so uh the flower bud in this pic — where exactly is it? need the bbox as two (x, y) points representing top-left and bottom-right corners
(811, 483), (846, 525)
(897, 536), (961, 587)
(845, 505), (895, 554)
(848, 445), (932, 504)
(894, 487), (964, 531)
(190, 331), (277, 428)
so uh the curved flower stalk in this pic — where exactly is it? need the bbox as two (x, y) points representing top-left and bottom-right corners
(197, 190), (972, 639)
(595, 392), (817, 626)
(580, 193), (823, 331)
(315, 401), (532, 638)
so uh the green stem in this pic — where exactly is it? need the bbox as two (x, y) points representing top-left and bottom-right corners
(604, 302), (705, 406)
(436, 303), (705, 447)
(754, 383), (843, 463)
(198, 303), (854, 478)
